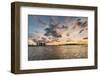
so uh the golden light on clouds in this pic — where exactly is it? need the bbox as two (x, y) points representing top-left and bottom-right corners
(28, 15), (88, 46)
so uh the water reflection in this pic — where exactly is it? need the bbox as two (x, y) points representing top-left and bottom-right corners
(28, 45), (88, 61)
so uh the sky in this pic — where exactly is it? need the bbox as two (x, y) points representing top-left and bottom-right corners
(28, 15), (88, 45)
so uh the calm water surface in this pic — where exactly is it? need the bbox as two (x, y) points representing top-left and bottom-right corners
(28, 45), (88, 61)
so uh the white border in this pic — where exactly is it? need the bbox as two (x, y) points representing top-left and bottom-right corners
(20, 7), (95, 70)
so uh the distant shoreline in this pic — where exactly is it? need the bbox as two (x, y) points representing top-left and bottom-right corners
(28, 44), (88, 47)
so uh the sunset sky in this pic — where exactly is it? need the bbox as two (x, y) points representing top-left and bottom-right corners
(28, 15), (88, 45)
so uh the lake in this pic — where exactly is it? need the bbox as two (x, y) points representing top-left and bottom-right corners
(28, 45), (88, 61)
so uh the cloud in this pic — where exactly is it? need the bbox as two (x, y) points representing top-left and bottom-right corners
(44, 17), (69, 38)
(43, 17), (88, 41)
(29, 16), (88, 44)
